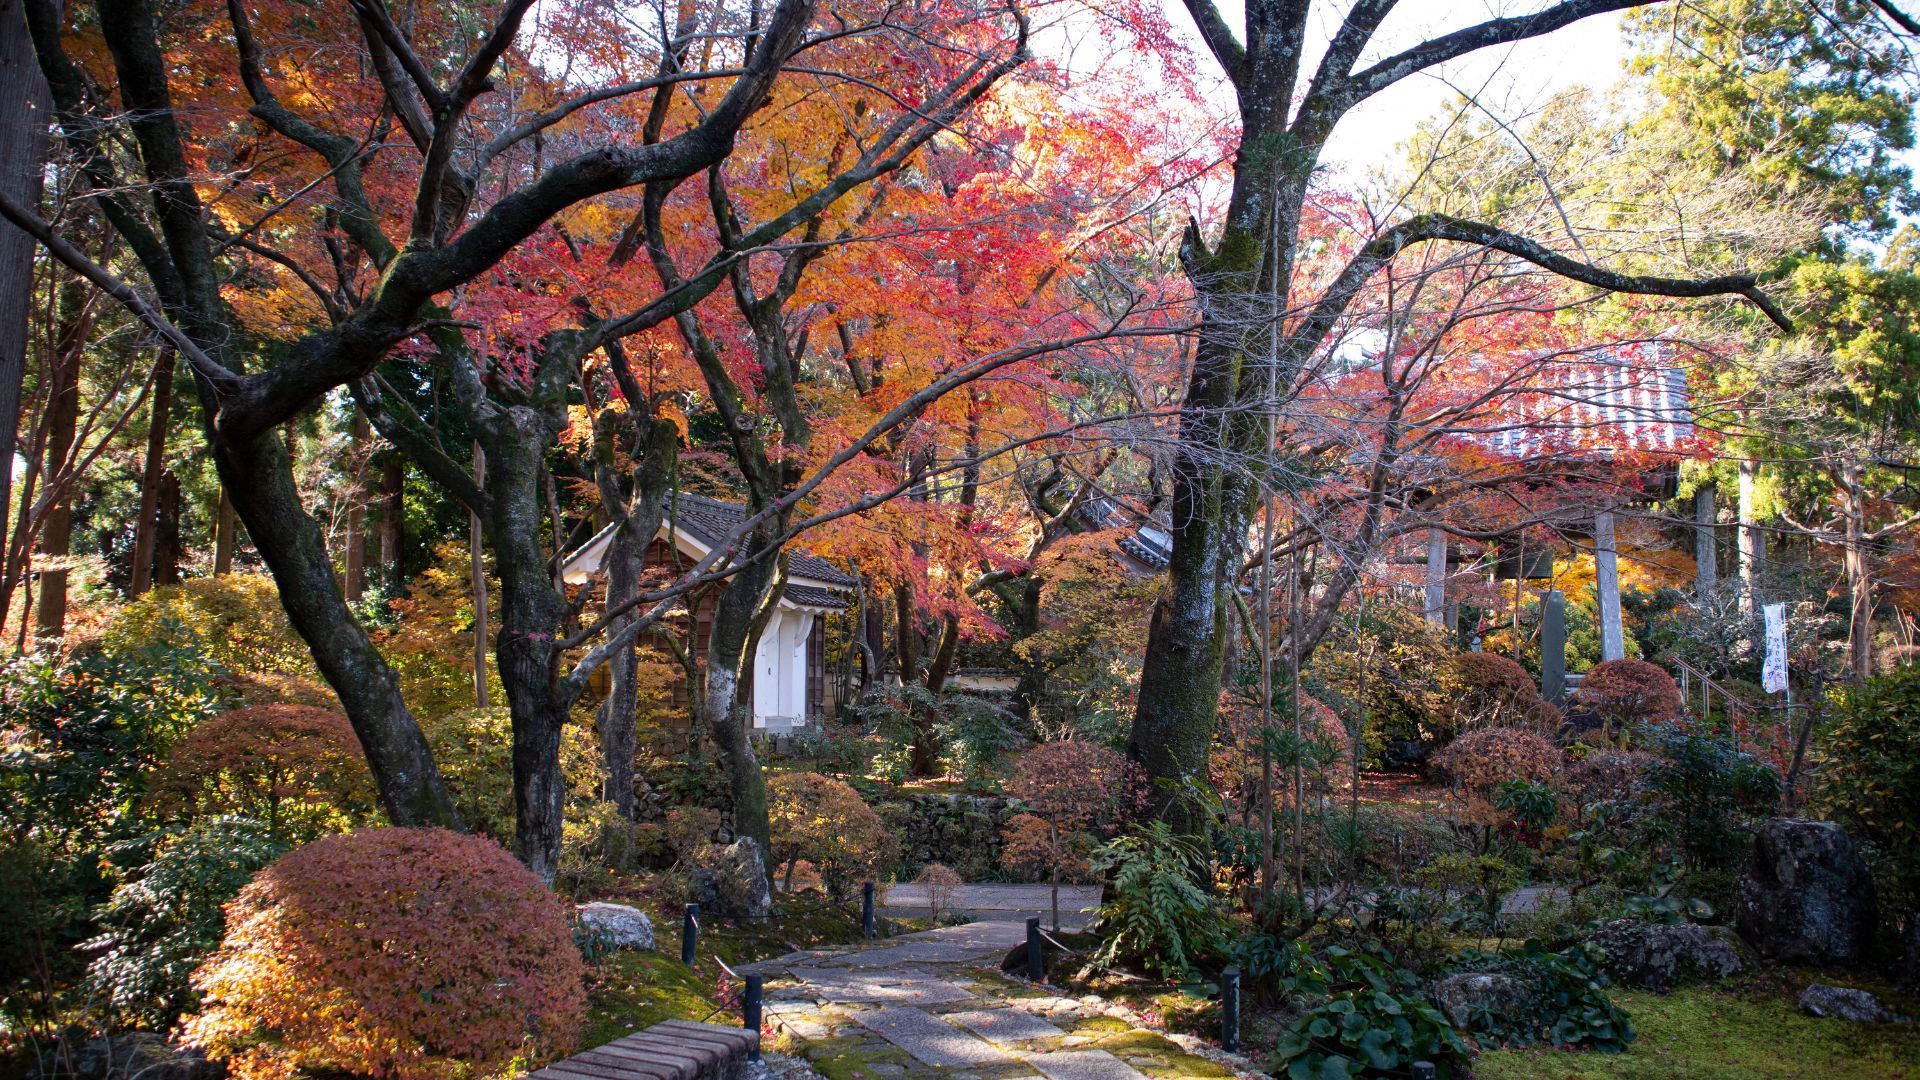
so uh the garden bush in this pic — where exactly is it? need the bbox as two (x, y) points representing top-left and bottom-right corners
(83, 816), (285, 1027)
(768, 772), (896, 898)
(147, 705), (378, 841)
(1642, 723), (1780, 872)
(1576, 658), (1685, 734)
(183, 828), (585, 1080)
(1438, 652), (1559, 736)
(1089, 822), (1230, 979)
(1429, 727), (1562, 795)
(105, 575), (316, 682)
(1446, 941), (1635, 1051)
(1815, 664), (1920, 919)
(1269, 947), (1467, 1078)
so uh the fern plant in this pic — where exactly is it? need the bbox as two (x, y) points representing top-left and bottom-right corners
(1089, 822), (1229, 979)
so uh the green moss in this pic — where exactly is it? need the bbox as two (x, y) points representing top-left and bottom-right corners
(803, 1035), (914, 1080)
(1475, 981), (1920, 1079)
(1083, 1029), (1235, 1078)
(1072, 1016), (1134, 1034)
(579, 951), (722, 1050)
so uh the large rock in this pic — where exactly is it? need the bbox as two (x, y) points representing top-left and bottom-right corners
(1798, 983), (1893, 1023)
(691, 836), (774, 918)
(577, 901), (655, 950)
(1428, 972), (1525, 1030)
(29, 1033), (225, 1080)
(1587, 919), (1744, 992)
(1735, 819), (1877, 965)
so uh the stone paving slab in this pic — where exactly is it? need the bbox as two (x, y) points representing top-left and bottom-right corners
(856, 1007), (1013, 1067)
(943, 1008), (1066, 1045)
(837, 939), (1010, 968)
(1023, 1050), (1150, 1080)
(780, 969), (976, 1005)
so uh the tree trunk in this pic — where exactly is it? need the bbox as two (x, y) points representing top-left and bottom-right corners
(1842, 461), (1873, 680)
(698, 548), (780, 855)
(600, 523), (644, 817)
(0, 0), (49, 569)
(1738, 460), (1761, 610)
(153, 468), (181, 585)
(378, 453), (405, 595)
(482, 416), (570, 879)
(213, 488), (237, 573)
(342, 409), (369, 600)
(128, 350), (172, 595)
(470, 441), (489, 709)
(33, 277), (84, 641)
(212, 424), (462, 828)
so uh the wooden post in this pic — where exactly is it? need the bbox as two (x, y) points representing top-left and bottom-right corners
(1424, 528), (1447, 625)
(1594, 511), (1625, 662)
(1693, 485), (1717, 602)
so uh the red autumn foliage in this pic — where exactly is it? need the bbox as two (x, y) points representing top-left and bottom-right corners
(1429, 727), (1564, 796)
(1576, 658), (1686, 730)
(1006, 741), (1147, 831)
(183, 828), (585, 1080)
(148, 705), (377, 839)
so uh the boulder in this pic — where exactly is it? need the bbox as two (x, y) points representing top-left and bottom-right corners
(1587, 919), (1744, 992)
(1734, 819), (1877, 965)
(691, 836), (774, 918)
(1428, 972), (1526, 1030)
(1798, 983), (1893, 1023)
(29, 1033), (225, 1080)
(576, 901), (655, 950)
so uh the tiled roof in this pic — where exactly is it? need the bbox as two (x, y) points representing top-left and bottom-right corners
(663, 493), (858, 587)
(782, 584), (851, 610)
(1472, 349), (1698, 459)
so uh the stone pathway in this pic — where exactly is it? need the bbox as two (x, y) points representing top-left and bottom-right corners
(741, 921), (1257, 1080)
(878, 884), (1104, 931)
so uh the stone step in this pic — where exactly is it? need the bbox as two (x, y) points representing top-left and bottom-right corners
(1025, 1050), (1150, 1080)
(943, 1008), (1067, 1045)
(856, 1007), (1013, 1067)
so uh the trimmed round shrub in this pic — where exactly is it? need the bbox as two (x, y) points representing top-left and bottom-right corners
(768, 772), (896, 898)
(1577, 659), (1684, 731)
(183, 828), (585, 1079)
(1430, 727), (1563, 795)
(148, 705), (377, 841)
(1438, 652), (1558, 734)
(1566, 749), (1660, 804)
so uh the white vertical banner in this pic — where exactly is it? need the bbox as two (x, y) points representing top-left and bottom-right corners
(1762, 602), (1789, 694)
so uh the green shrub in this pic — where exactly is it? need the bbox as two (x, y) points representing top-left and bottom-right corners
(1814, 664), (1920, 919)
(1446, 941), (1635, 1052)
(1269, 947), (1467, 1078)
(1642, 724), (1780, 872)
(83, 816), (285, 1027)
(1089, 823), (1230, 980)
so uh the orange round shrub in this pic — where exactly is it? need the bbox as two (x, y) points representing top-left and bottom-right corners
(1577, 659), (1685, 730)
(149, 705), (377, 839)
(1440, 653), (1558, 733)
(768, 772), (896, 898)
(1429, 726), (1563, 795)
(183, 828), (584, 1080)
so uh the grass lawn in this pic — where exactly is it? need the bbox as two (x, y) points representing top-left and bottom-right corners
(1476, 975), (1920, 1079)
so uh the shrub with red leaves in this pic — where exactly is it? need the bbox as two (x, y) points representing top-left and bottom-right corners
(183, 827), (585, 1080)
(1430, 726), (1563, 795)
(1577, 658), (1685, 732)
(148, 705), (378, 840)
(1439, 652), (1559, 735)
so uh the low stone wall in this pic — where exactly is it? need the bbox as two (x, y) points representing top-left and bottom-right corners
(877, 792), (1021, 880)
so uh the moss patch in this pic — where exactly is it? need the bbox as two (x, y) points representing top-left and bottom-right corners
(1475, 979), (1920, 1080)
(579, 950), (722, 1050)
(802, 1035), (914, 1080)
(1071, 1015), (1134, 1034)
(1084, 1029), (1235, 1078)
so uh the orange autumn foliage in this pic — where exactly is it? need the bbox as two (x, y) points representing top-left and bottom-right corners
(183, 828), (585, 1080)
(148, 705), (377, 840)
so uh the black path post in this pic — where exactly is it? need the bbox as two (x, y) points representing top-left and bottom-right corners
(1411, 1063), (1437, 1080)
(743, 973), (764, 1061)
(862, 881), (876, 939)
(1026, 916), (1043, 983)
(1221, 967), (1241, 1053)
(682, 903), (700, 966)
